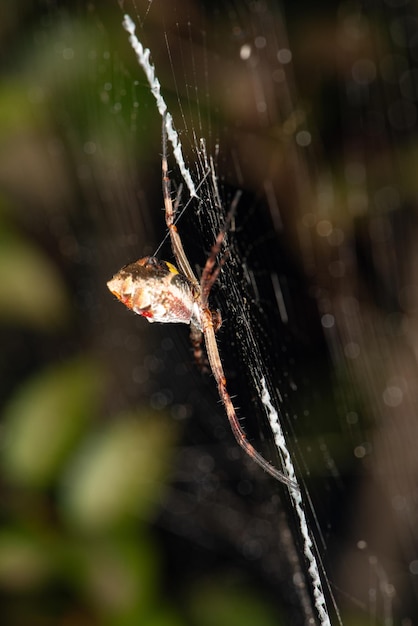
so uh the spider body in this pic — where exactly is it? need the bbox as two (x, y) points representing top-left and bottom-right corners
(108, 256), (201, 327)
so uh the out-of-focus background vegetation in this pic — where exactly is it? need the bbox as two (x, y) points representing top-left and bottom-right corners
(0, 2), (186, 624)
(2, 0), (418, 624)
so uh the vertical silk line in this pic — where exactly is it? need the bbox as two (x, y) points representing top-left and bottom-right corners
(261, 377), (333, 626)
(122, 14), (198, 199)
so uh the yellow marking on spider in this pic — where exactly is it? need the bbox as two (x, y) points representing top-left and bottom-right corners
(164, 261), (180, 275)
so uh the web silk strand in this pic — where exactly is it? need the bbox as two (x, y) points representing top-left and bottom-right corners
(122, 14), (198, 198)
(260, 378), (333, 626)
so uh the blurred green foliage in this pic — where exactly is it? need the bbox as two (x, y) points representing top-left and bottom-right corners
(0, 6), (184, 622)
(62, 410), (176, 530)
(187, 577), (283, 626)
(0, 224), (71, 329)
(2, 359), (99, 485)
(0, 353), (183, 624)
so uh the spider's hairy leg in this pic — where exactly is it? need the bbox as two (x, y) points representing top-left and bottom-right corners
(190, 321), (209, 372)
(200, 191), (242, 307)
(200, 227), (229, 307)
(161, 116), (198, 288)
(202, 309), (298, 490)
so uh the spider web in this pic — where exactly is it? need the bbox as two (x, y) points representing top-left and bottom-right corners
(96, 3), (341, 623)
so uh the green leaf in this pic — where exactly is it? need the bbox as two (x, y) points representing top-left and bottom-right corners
(0, 231), (71, 330)
(0, 529), (52, 591)
(2, 358), (101, 487)
(61, 409), (176, 531)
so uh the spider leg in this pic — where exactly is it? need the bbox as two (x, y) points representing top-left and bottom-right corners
(200, 191), (241, 307)
(162, 116), (198, 289)
(173, 183), (183, 215)
(190, 321), (210, 372)
(200, 231), (229, 306)
(202, 309), (298, 489)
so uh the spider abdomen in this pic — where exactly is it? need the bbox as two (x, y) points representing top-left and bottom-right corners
(107, 256), (202, 328)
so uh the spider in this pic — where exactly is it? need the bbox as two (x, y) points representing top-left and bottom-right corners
(107, 123), (296, 489)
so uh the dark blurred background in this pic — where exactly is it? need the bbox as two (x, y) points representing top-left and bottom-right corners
(1, 1), (418, 624)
